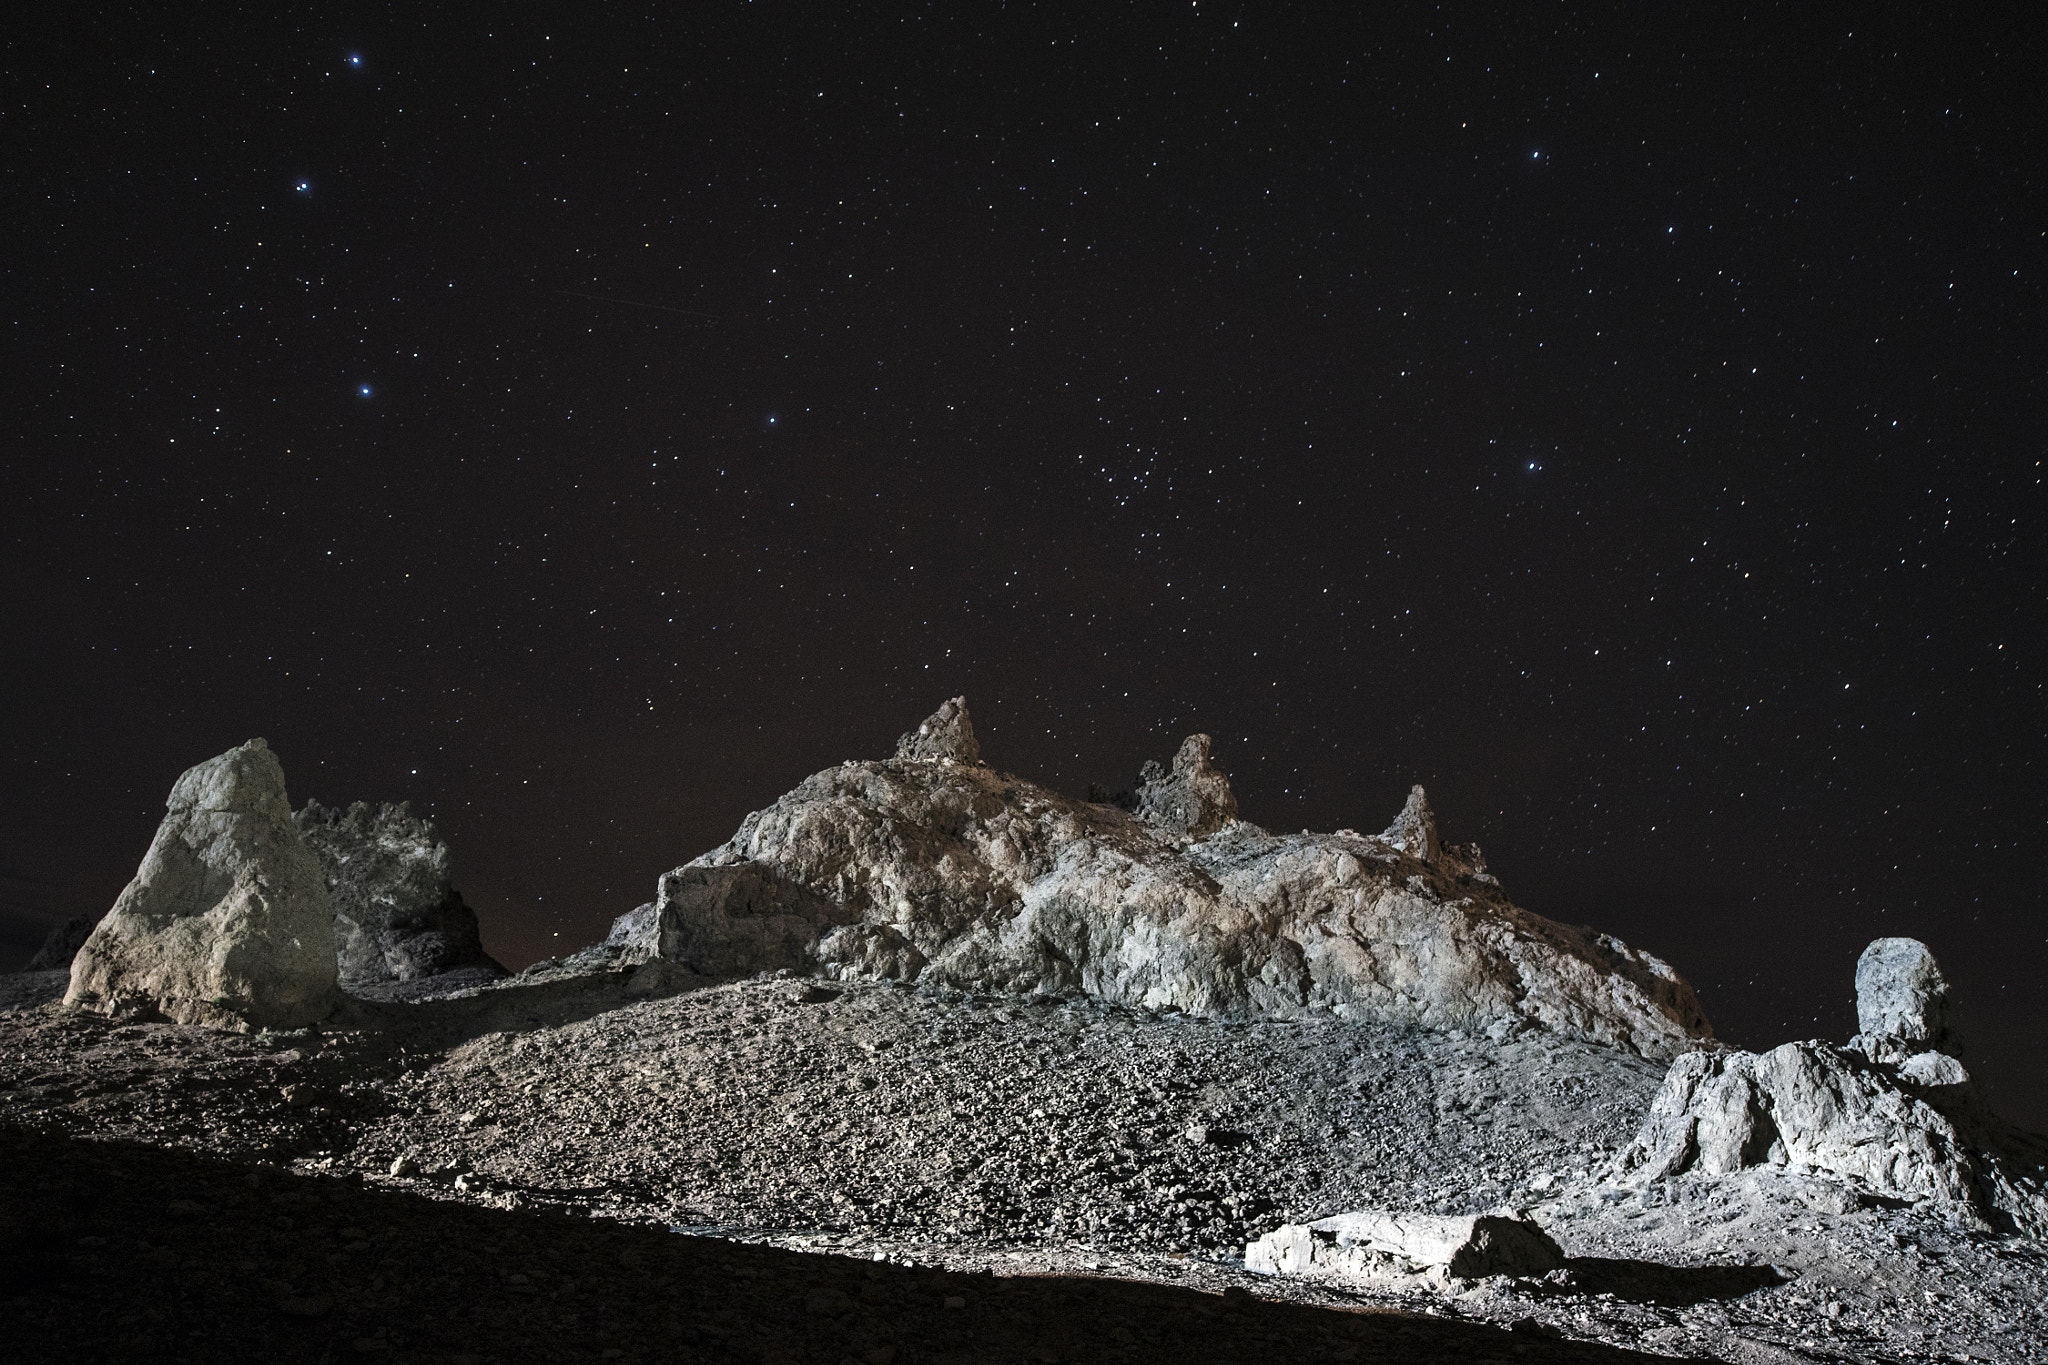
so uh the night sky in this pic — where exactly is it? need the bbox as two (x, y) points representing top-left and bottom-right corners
(7, 7), (2044, 1122)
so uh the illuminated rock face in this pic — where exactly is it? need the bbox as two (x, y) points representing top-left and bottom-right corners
(640, 700), (1712, 1059)
(1852, 935), (1955, 1062)
(66, 739), (338, 1030)
(1247, 1211), (1565, 1281)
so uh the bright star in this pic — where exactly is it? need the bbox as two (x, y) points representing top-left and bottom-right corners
(296, 182), (310, 193)
(348, 55), (362, 66)
(358, 385), (372, 397)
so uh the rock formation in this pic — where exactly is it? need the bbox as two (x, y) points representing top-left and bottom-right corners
(1850, 935), (1955, 1062)
(1124, 734), (1239, 837)
(1378, 785), (1440, 864)
(623, 699), (1712, 1057)
(895, 696), (979, 764)
(1247, 1211), (1565, 1281)
(1611, 937), (2048, 1237)
(292, 800), (500, 986)
(23, 914), (96, 971)
(65, 739), (338, 1029)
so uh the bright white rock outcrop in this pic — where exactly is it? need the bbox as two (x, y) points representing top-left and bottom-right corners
(1247, 1211), (1564, 1281)
(66, 739), (338, 1029)
(635, 699), (1711, 1057)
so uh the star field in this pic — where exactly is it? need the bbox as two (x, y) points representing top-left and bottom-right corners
(5, 6), (2044, 1121)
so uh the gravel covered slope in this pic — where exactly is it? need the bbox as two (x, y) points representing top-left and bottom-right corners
(5, 965), (2047, 1362)
(377, 971), (1664, 1252)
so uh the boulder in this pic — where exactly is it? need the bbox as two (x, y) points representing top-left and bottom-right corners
(603, 902), (659, 959)
(292, 800), (500, 986)
(655, 863), (855, 977)
(1247, 1211), (1564, 1281)
(1611, 939), (2048, 1237)
(638, 699), (1712, 1057)
(24, 915), (97, 971)
(65, 740), (338, 1029)
(1851, 936), (1953, 1062)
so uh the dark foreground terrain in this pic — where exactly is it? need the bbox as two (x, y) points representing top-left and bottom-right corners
(0, 1124), (1680, 1365)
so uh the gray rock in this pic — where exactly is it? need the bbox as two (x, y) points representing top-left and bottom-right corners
(1379, 785), (1441, 864)
(1247, 1210), (1564, 1280)
(656, 863), (856, 977)
(642, 699), (1712, 1057)
(1612, 938), (2048, 1237)
(894, 697), (979, 764)
(1852, 936), (1953, 1062)
(23, 914), (97, 971)
(605, 902), (658, 955)
(1128, 734), (1239, 838)
(292, 800), (501, 986)
(65, 739), (338, 1029)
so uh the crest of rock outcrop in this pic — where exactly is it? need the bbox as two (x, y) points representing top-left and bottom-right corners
(1379, 785), (1441, 863)
(895, 697), (980, 764)
(629, 700), (1711, 1057)
(1611, 937), (2048, 1237)
(292, 799), (500, 986)
(65, 739), (338, 1029)
(1128, 734), (1238, 838)
(24, 914), (97, 971)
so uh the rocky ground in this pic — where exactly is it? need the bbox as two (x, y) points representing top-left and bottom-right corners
(4, 964), (2045, 1363)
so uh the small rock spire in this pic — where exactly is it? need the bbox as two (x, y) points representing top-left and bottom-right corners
(1380, 784), (1440, 863)
(895, 697), (981, 764)
(1131, 733), (1238, 837)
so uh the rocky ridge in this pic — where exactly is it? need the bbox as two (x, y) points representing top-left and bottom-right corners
(6, 707), (2046, 1363)
(621, 699), (1709, 1058)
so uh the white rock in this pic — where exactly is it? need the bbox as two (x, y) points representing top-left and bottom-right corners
(1612, 938), (2048, 1237)
(1851, 936), (1953, 1062)
(1247, 1210), (1564, 1280)
(65, 739), (338, 1030)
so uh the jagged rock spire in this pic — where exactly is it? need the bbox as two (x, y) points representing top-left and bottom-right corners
(1380, 784), (1440, 863)
(895, 697), (981, 764)
(1132, 733), (1239, 837)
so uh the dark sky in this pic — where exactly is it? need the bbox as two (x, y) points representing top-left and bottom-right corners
(6, 5), (2044, 1121)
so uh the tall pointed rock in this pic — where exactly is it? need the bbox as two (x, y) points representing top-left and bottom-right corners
(66, 739), (338, 1029)
(895, 697), (981, 764)
(1380, 784), (1440, 863)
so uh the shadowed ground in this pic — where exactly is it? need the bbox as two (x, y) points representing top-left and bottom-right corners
(0, 1124), (1670, 1365)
